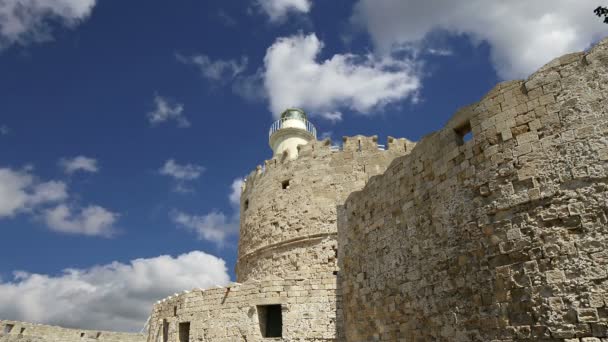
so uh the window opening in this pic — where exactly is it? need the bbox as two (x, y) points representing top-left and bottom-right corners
(244, 199), (249, 211)
(257, 304), (282, 338)
(455, 121), (473, 145)
(178, 322), (190, 342)
(3, 324), (14, 334)
(281, 180), (290, 190)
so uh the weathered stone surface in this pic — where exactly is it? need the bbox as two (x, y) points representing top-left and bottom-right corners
(0, 321), (144, 342)
(339, 37), (608, 341)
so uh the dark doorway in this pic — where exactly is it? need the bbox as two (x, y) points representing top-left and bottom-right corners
(179, 322), (190, 342)
(162, 320), (169, 342)
(257, 304), (282, 337)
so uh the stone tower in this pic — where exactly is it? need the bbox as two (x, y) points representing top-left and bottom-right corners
(144, 109), (413, 341)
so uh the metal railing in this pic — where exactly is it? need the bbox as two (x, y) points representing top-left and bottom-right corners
(269, 117), (317, 139)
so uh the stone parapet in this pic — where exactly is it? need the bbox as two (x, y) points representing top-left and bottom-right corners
(147, 277), (338, 342)
(0, 320), (144, 342)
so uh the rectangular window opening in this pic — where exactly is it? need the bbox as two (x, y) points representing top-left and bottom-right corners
(173, 306), (177, 316)
(3, 324), (14, 334)
(281, 180), (290, 190)
(162, 320), (169, 342)
(19, 328), (25, 334)
(257, 304), (282, 338)
(244, 199), (249, 211)
(178, 322), (190, 342)
(455, 121), (473, 145)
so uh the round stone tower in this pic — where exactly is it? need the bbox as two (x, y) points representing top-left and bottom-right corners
(236, 110), (415, 283)
(268, 108), (316, 160)
(146, 108), (415, 341)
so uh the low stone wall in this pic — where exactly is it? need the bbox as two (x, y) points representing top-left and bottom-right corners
(0, 320), (144, 342)
(146, 276), (337, 342)
(339, 38), (608, 341)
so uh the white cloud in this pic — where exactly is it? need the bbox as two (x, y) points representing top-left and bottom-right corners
(0, 125), (9, 135)
(159, 159), (205, 193)
(147, 95), (189, 128)
(0, 0), (96, 49)
(263, 33), (421, 118)
(0, 166), (119, 237)
(176, 53), (248, 82)
(0, 251), (230, 332)
(256, 0), (311, 22)
(352, 0), (608, 79)
(229, 178), (243, 207)
(172, 177), (243, 245)
(59, 156), (98, 174)
(320, 111), (343, 123)
(159, 159), (204, 181)
(43, 204), (118, 237)
(172, 210), (238, 246)
(0, 168), (67, 217)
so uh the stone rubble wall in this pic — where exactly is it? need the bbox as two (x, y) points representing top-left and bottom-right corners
(237, 136), (415, 283)
(0, 320), (144, 342)
(338, 37), (608, 341)
(146, 276), (337, 342)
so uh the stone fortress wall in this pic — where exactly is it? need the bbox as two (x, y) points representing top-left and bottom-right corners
(0, 320), (144, 342)
(145, 136), (415, 341)
(339, 37), (608, 341)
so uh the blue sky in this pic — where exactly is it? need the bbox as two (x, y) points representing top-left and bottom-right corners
(0, 0), (606, 332)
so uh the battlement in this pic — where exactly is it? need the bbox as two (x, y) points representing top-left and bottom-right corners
(242, 135), (415, 195)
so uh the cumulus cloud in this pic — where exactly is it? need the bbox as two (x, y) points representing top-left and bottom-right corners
(176, 53), (248, 82)
(159, 159), (205, 193)
(0, 168), (67, 217)
(229, 178), (244, 207)
(43, 204), (118, 237)
(352, 0), (607, 79)
(0, 166), (119, 237)
(147, 95), (189, 128)
(320, 111), (343, 123)
(0, 251), (230, 332)
(59, 156), (98, 174)
(0, 0), (96, 49)
(263, 33), (421, 118)
(172, 210), (238, 246)
(172, 178), (243, 245)
(159, 159), (204, 181)
(256, 0), (311, 22)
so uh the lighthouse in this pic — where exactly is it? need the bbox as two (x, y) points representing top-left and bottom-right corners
(268, 108), (317, 160)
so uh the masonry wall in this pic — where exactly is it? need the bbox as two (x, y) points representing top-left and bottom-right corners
(146, 277), (337, 342)
(237, 135), (415, 282)
(0, 320), (144, 342)
(339, 37), (608, 341)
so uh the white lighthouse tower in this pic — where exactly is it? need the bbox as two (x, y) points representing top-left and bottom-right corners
(269, 108), (317, 160)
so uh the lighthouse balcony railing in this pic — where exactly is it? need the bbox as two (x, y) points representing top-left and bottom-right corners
(269, 117), (317, 139)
